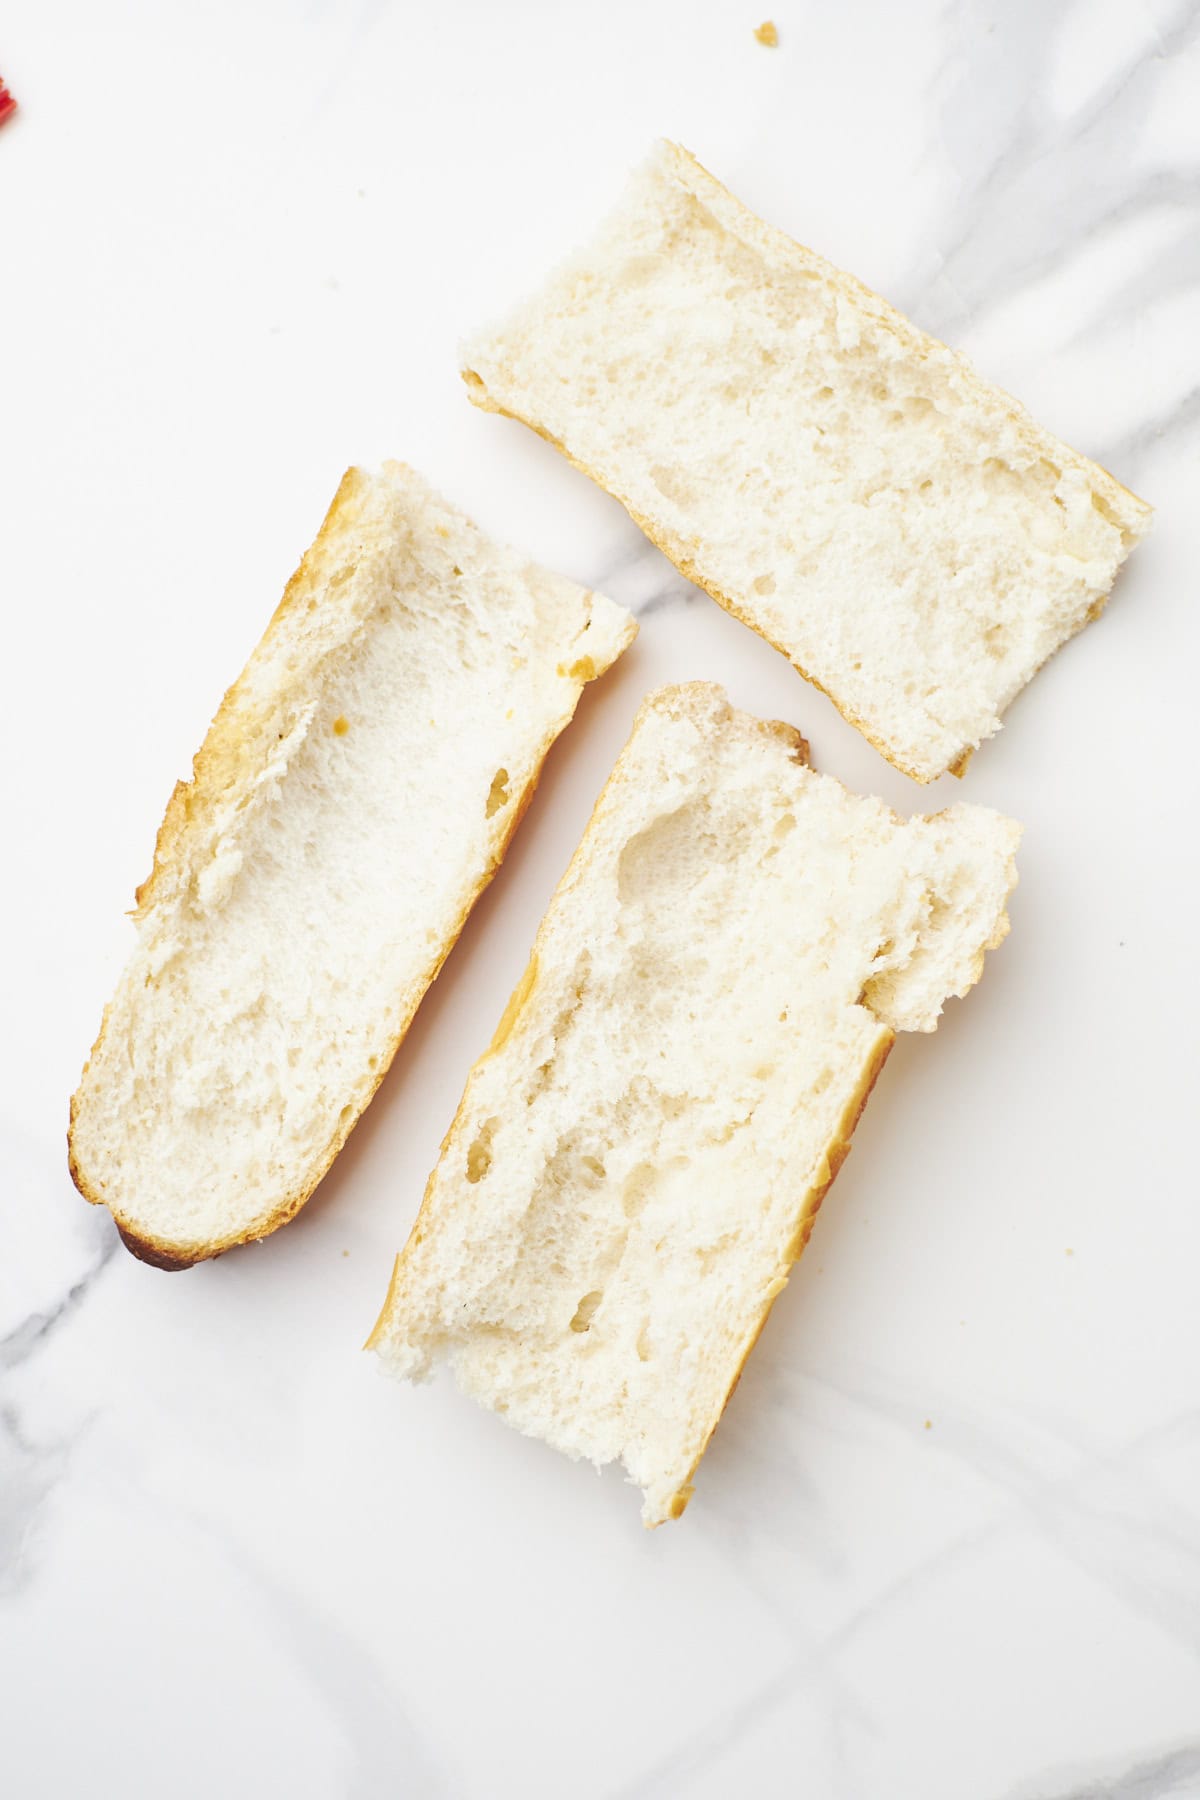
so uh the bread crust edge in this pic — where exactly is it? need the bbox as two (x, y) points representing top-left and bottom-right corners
(462, 141), (1152, 785)
(67, 473), (636, 1270)
(651, 1025), (895, 1525)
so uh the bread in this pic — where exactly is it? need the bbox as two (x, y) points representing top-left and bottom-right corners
(461, 139), (1151, 783)
(68, 462), (636, 1269)
(368, 684), (1020, 1523)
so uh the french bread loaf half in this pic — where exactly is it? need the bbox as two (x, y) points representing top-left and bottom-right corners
(462, 140), (1151, 782)
(369, 684), (1020, 1523)
(69, 462), (636, 1268)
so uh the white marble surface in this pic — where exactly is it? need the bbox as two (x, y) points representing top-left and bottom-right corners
(3, 2), (1199, 1794)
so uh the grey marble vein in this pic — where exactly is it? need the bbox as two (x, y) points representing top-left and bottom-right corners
(177, 1515), (456, 1799)
(1004, 1739), (1200, 1800)
(1098, 380), (1200, 469)
(0, 1214), (118, 1592)
(631, 575), (702, 620)
(584, 529), (703, 619)
(806, 1366), (1200, 1661)
(1072, 207), (1200, 348)
(609, 1651), (812, 1800)
(0, 1228), (118, 1375)
(617, 1371), (1200, 1797)
(909, 0), (1200, 338)
(0, 1403), (70, 1597)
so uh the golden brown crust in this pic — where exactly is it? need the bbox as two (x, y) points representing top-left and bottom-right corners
(365, 1254), (405, 1348)
(654, 1024), (895, 1525)
(69, 476), (382, 1268)
(133, 468), (374, 919)
(115, 1224), (200, 1272)
(68, 471), (636, 1270)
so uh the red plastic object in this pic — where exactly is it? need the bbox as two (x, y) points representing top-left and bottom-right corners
(0, 78), (17, 126)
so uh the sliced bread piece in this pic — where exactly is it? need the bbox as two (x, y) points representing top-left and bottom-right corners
(369, 683), (1020, 1523)
(462, 139), (1151, 782)
(69, 462), (636, 1268)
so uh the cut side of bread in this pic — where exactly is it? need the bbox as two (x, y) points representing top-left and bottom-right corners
(69, 462), (636, 1269)
(369, 684), (1020, 1523)
(462, 139), (1152, 783)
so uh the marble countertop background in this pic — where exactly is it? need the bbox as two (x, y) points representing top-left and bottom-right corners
(3, 2), (1199, 1795)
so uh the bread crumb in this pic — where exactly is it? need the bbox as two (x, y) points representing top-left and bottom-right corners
(924, 1419), (932, 1430)
(754, 20), (779, 46)
(486, 767), (511, 818)
(557, 656), (596, 682)
(342, 1249), (349, 1258)
(332, 715), (350, 736)
(1065, 1247), (1074, 1257)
